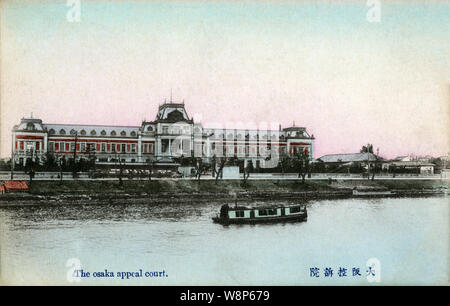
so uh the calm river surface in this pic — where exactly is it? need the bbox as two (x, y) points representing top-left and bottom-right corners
(0, 196), (448, 285)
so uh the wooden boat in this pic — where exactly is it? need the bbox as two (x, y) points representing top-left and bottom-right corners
(212, 204), (307, 225)
(352, 186), (395, 197)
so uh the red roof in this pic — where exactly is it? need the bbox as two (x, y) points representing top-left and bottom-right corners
(3, 180), (29, 192)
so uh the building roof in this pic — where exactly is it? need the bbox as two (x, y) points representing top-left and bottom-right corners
(389, 161), (435, 167)
(13, 118), (45, 132)
(44, 124), (140, 138)
(393, 156), (409, 160)
(155, 102), (191, 122)
(317, 153), (379, 163)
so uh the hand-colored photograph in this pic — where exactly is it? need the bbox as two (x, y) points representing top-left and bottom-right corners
(0, 0), (448, 287)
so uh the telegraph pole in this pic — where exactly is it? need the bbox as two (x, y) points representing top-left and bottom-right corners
(72, 131), (78, 178)
(10, 135), (14, 180)
(367, 143), (370, 180)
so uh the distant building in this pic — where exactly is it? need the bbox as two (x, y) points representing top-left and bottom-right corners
(11, 101), (315, 168)
(382, 160), (435, 175)
(392, 156), (411, 162)
(316, 152), (380, 167)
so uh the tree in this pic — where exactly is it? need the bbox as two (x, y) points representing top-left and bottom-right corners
(116, 154), (125, 186)
(242, 160), (254, 185)
(43, 151), (58, 171)
(58, 155), (66, 183)
(390, 163), (397, 178)
(311, 160), (325, 173)
(10, 153), (16, 180)
(212, 155), (226, 184)
(72, 131), (79, 178)
(146, 158), (155, 181)
(360, 144), (374, 153)
(279, 154), (292, 173)
(85, 143), (96, 172)
(193, 157), (209, 182)
(360, 144), (375, 180)
(292, 151), (311, 184)
(174, 154), (210, 181)
(28, 168), (35, 185)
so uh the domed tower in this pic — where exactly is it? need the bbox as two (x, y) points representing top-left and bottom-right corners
(141, 100), (195, 164)
(282, 125), (315, 159)
(12, 117), (47, 165)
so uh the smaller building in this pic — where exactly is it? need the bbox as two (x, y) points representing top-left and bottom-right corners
(382, 161), (435, 175)
(316, 153), (379, 165)
(392, 156), (411, 162)
(314, 153), (382, 173)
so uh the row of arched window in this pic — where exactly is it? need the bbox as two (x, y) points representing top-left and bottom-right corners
(48, 128), (137, 137)
(209, 133), (283, 140)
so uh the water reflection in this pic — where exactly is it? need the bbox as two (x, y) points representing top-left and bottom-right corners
(0, 199), (309, 228)
(0, 196), (447, 285)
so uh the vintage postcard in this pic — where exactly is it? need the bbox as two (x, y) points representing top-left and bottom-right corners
(0, 0), (448, 290)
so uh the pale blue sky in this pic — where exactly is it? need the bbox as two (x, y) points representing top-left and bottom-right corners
(1, 1), (449, 158)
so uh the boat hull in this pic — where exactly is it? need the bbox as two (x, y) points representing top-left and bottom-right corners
(352, 190), (395, 197)
(212, 212), (307, 225)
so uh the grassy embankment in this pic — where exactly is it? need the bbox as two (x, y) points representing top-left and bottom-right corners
(25, 178), (448, 196)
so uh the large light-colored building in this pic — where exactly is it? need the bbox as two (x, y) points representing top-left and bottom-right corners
(11, 101), (315, 168)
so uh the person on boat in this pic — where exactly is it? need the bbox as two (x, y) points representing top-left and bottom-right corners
(220, 204), (229, 220)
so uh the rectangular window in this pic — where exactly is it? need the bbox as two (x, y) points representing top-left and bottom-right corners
(290, 206), (301, 214)
(258, 209), (277, 216)
(195, 144), (202, 154)
(48, 142), (54, 152)
(101, 143), (106, 152)
(182, 139), (190, 152)
(268, 209), (277, 215)
(127, 144), (130, 152)
(66, 143), (70, 151)
(117, 144), (120, 152)
(236, 211), (245, 218)
(107, 144), (111, 152)
(163, 126), (168, 134)
(131, 144), (136, 153)
(112, 144), (116, 152)
(258, 209), (267, 216)
(96, 143), (101, 152)
(122, 144), (126, 152)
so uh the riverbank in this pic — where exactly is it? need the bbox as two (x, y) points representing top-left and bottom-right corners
(0, 178), (448, 205)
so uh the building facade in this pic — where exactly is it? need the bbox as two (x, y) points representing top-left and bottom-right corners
(12, 102), (315, 168)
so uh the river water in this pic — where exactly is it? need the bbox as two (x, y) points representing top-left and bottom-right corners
(0, 196), (447, 285)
